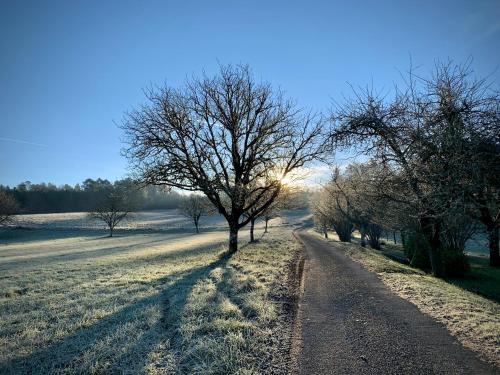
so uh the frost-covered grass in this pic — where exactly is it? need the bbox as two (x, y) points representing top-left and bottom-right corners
(310, 229), (500, 368)
(12, 210), (223, 231)
(11, 209), (311, 232)
(0, 213), (304, 374)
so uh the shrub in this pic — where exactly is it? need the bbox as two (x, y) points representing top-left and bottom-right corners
(404, 232), (431, 270)
(404, 232), (469, 277)
(441, 247), (469, 278)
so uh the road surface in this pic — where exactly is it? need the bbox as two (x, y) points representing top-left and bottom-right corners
(295, 230), (498, 375)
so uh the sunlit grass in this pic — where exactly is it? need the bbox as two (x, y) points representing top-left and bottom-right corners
(309, 229), (500, 368)
(0, 224), (300, 374)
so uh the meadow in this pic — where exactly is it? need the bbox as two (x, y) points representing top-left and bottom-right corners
(0, 210), (309, 374)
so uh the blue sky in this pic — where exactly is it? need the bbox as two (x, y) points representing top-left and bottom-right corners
(1, 0), (499, 187)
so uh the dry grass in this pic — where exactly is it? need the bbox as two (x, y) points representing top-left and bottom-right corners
(310, 229), (500, 368)
(0, 217), (302, 374)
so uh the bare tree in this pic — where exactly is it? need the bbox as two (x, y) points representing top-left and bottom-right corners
(0, 190), (19, 226)
(88, 191), (133, 237)
(180, 194), (215, 233)
(243, 195), (263, 243)
(330, 84), (446, 273)
(262, 186), (306, 233)
(466, 140), (500, 266)
(330, 60), (500, 274)
(311, 183), (354, 242)
(441, 207), (479, 253)
(243, 185), (293, 242)
(122, 64), (324, 252)
(311, 188), (332, 239)
(261, 202), (281, 234)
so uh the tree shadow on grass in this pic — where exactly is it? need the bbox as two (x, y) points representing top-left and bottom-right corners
(0, 228), (119, 244)
(0, 237), (172, 271)
(0, 250), (234, 374)
(0, 227), (223, 245)
(107, 244), (257, 374)
(168, 242), (291, 374)
(0, 231), (230, 273)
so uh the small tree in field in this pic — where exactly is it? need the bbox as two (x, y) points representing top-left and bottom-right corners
(243, 186), (293, 242)
(261, 187), (295, 234)
(0, 190), (19, 226)
(261, 204), (281, 234)
(180, 194), (215, 233)
(122, 64), (324, 253)
(88, 191), (133, 237)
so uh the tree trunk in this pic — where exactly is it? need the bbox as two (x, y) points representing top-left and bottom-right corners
(323, 224), (328, 238)
(360, 226), (366, 248)
(194, 217), (200, 234)
(109, 225), (114, 237)
(368, 236), (381, 250)
(477, 203), (500, 268)
(264, 219), (269, 233)
(229, 225), (238, 253)
(393, 231), (397, 244)
(487, 225), (500, 267)
(335, 222), (352, 242)
(249, 219), (256, 243)
(428, 246), (442, 277)
(420, 216), (443, 277)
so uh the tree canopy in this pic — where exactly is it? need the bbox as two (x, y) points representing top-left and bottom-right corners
(122, 64), (325, 252)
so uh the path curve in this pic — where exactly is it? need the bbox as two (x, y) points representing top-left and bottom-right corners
(295, 230), (498, 375)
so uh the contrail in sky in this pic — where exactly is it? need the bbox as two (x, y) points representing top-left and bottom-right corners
(0, 137), (47, 147)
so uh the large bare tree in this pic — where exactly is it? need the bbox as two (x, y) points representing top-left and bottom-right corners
(122, 64), (324, 252)
(330, 61), (500, 273)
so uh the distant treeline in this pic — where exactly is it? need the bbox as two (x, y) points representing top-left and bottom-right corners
(0, 178), (183, 214)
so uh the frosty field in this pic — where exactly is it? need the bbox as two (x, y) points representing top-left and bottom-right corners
(0, 210), (309, 374)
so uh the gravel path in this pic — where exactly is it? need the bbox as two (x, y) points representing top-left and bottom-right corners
(295, 230), (498, 375)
